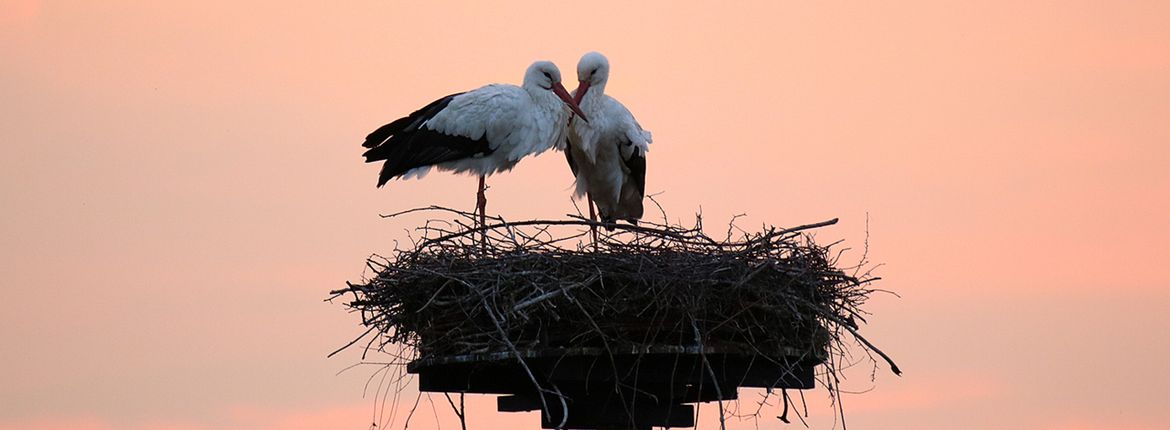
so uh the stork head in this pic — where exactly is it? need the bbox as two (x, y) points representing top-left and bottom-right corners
(524, 61), (588, 122)
(574, 51), (610, 105)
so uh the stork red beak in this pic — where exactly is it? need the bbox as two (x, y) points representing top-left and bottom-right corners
(573, 80), (591, 105)
(552, 82), (588, 123)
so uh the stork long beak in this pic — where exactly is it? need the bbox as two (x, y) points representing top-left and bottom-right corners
(573, 80), (591, 105)
(552, 82), (588, 123)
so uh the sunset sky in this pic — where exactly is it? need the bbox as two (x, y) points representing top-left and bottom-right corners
(2, 1), (1168, 429)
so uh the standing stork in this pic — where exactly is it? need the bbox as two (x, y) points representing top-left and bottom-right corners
(564, 52), (651, 234)
(362, 61), (588, 226)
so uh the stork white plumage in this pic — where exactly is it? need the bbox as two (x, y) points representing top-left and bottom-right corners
(565, 52), (651, 232)
(362, 61), (588, 225)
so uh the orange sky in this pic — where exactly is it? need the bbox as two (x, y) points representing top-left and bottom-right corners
(1, 1), (1168, 429)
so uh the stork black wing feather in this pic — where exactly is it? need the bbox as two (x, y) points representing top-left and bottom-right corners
(361, 92), (495, 187)
(362, 92), (464, 149)
(564, 137), (579, 177)
(624, 145), (647, 198)
(616, 141), (647, 222)
(364, 129), (493, 187)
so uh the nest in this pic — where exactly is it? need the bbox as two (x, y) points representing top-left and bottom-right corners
(331, 207), (898, 379)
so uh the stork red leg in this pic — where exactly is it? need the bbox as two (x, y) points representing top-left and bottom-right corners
(587, 192), (598, 245)
(474, 175), (488, 249)
(476, 175), (487, 227)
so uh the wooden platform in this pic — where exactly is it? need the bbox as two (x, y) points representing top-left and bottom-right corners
(408, 345), (822, 429)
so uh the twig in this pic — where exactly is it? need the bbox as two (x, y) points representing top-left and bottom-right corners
(513, 274), (599, 312)
(443, 393), (466, 430)
(328, 326), (376, 358)
(692, 318), (727, 430)
(816, 310), (902, 376)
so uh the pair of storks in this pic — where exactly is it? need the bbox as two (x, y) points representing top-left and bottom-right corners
(362, 52), (650, 232)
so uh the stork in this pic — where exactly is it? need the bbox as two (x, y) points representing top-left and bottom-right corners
(564, 52), (651, 235)
(362, 61), (588, 226)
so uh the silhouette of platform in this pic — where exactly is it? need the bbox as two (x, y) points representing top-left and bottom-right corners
(408, 345), (821, 430)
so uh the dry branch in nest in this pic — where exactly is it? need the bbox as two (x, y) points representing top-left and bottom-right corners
(330, 206), (898, 428)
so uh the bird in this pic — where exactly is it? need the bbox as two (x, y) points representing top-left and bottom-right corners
(564, 52), (651, 233)
(362, 61), (588, 226)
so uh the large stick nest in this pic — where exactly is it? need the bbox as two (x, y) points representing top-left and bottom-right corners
(331, 207), (897, 379)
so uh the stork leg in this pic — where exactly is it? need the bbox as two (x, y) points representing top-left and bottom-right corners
(587, 192), (598, 245)
(476, 175), (487, 227)
(476, 175), (489, 250)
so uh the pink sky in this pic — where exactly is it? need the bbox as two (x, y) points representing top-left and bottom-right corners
(2, 1), (1168, 429)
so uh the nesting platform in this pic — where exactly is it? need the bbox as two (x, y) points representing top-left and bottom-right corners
(409, 346), (822, 429)
(333, 210), (892, 430)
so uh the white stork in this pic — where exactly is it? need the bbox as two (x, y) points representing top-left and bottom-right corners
(362, 61), (588, 224)
(564, 52), (651, 231)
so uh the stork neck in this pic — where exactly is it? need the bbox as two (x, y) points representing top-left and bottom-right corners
(580, 82), (607, 108)
(525, 85), (562, 111)
(523, 82), (543, 98)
